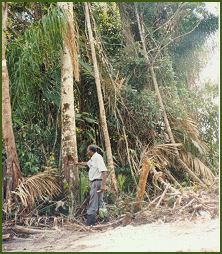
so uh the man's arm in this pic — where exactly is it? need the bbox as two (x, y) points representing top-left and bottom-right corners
(68, 155), (88, 167)
(100, 171), (107, 193)
(75, 161), (88, 167)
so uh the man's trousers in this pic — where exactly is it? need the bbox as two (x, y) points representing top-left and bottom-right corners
(87, 180), (107, 216)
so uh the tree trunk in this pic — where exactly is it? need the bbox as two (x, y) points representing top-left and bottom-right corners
(132, 158), (151, 213)
(58, 2), (79, 214)
(134, 2), (207, 188)
(84, 2), (118, 195)
(2, 2), (23, 199)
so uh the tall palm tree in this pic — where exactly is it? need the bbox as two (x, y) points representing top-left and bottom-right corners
(58, 2), (79, 213)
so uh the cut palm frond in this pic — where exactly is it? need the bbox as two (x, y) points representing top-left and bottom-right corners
(11, 169), (61, 211)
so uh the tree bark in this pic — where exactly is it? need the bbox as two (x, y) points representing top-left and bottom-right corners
(133, 158), (151, 213)
(84, 2), (118, 195)
(134, 2), (207, 188)
(58, 2), (79, 213)
(2, 2), (23, 199)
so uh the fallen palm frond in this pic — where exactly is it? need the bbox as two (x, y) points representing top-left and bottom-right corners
(177, 149), (215, 184)
(179, 149), (193, 167)
(192, 157), (215, 183)
(171, 115), (209, 154)
(146, 143), (183, 168)
(9, 169), (61, 213)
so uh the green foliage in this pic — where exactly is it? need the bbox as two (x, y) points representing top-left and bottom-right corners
(12, 113), (61, 176)
(117, 174), (127, 192)
(168, 198), (173, 205)
(79, 171), (90, 204)
(115, 166), (131, 174)
(108, 196), (133, 216)
(92, 2), (122, 57)
(99, 207), (108, 218)
(7, 5), (64, 106)
(5, 4), (67, 175)
(194, 82), (219, 169)
(4, 1), (218, 186)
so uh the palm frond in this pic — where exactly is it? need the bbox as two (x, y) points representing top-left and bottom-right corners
(61, 8), (80, 82)
(172, 115), (209, 154)
(146, 143), (183, 167)
(7, 5), (65, 103)
(179, 149), (192, 167)
(79, 58), (95, 78)
(192, 157), (214, 183)
(11, 169), (61, 211)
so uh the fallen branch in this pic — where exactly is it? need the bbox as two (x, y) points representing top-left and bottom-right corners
(2, 234), (11, 240)
(92, 215), (125, 229)
(151, 166), (178, 193)
(192, 195), (216, 210)
(162, 167), (182, 188)
(13, 225), (56, 234)
(156, 183), (170, 207)
(179, 198), (194, 213)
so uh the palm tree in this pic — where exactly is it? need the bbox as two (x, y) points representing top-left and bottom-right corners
(58, 2), (79, 213)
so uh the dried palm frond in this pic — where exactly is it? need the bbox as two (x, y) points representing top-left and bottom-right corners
(62, 10), (79, 82)
(179, 149), (193, 167)
(11, 169), (61, 212)
(171, 115), (209, 154)
(192, 157), (215, 183)
(146, 143), (183, 167)
(181, 116), (199, 142)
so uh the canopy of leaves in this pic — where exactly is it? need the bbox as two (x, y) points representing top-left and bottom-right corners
(3, 2), (219, 186)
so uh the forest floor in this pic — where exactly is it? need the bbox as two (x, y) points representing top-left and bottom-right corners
(2, 187), (220, 252)
(2, 216), (219, 252)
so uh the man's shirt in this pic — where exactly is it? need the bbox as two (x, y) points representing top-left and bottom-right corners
(87, 152), (107, 181)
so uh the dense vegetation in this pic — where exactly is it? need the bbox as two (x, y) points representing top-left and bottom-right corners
(2, 2), (219, 216)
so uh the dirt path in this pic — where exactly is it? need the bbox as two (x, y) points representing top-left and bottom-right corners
(2, 216), (219, 252)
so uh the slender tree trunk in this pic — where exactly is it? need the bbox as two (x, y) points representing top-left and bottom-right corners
(134, 2), (207, 188)
(84, 2), (118, 195)
(2, 2), (23, 199)
(58, 2), (79, 214)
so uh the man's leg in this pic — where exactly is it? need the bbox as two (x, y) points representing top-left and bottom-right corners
(87, 182), (99, 226)
(98, 182), (109, 222)
(86, 214), (95, 226)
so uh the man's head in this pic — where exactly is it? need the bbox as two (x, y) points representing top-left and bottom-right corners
(87, 145), (97, 157)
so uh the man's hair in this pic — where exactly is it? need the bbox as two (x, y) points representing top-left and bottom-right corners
(88, 145), (97, 153)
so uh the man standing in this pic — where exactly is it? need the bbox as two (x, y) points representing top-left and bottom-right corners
(69, 145), (109, 226)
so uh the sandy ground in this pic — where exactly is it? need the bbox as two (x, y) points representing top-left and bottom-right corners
(2, 216), (220, 252)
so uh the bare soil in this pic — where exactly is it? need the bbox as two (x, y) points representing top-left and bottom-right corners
(2, 214), (220, 252)
(2, 187), (220, 252)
